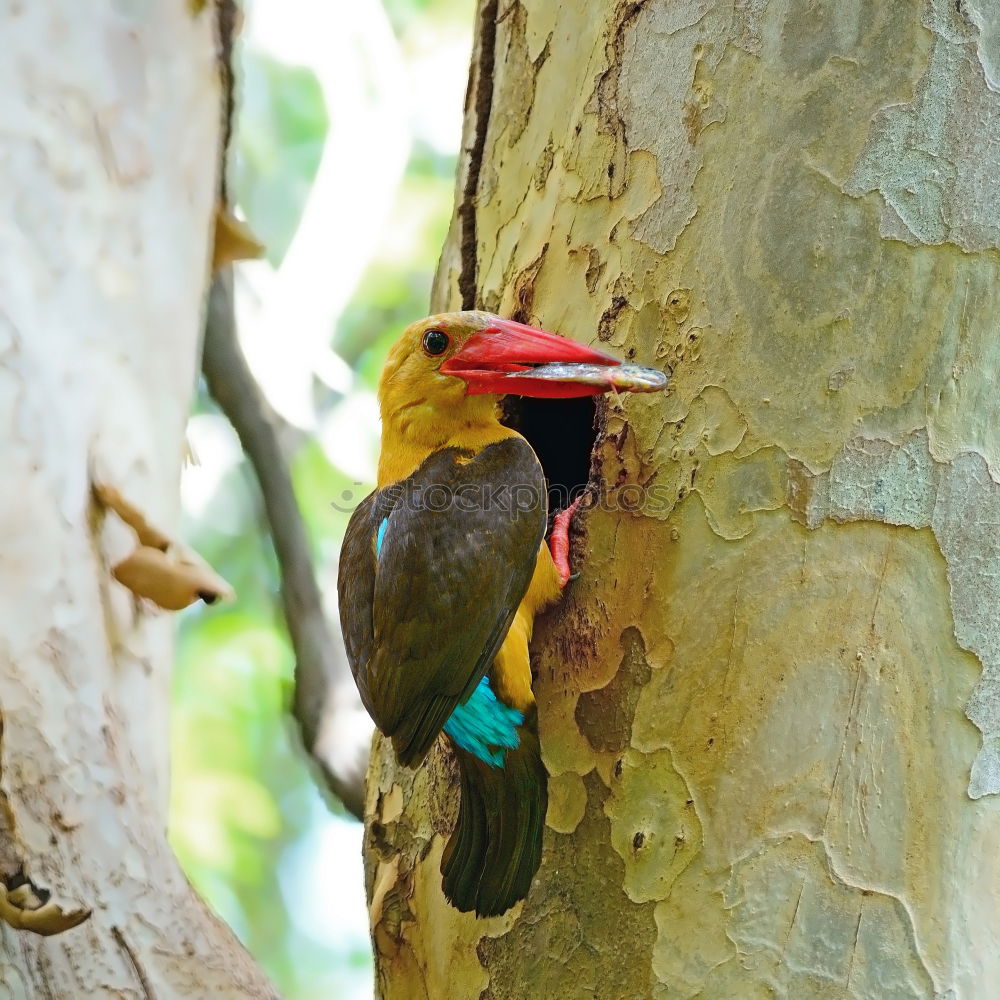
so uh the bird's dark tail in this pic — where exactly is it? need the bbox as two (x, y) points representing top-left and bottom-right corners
(440, 710), (547, 917)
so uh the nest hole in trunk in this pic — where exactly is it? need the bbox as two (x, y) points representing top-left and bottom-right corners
(501, 395), (598, 522)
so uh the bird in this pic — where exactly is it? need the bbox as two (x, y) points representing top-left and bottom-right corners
(338, 310), (668, 917)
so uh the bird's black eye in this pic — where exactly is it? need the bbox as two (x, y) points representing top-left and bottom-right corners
(422, 329), (450, 356)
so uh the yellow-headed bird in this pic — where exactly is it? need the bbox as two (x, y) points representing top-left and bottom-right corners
(338, 311), (667, 916)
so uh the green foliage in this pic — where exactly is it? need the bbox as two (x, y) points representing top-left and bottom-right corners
(236, 51), (328, 266)
(335, 142), (458, 383)
(382, 0), (470, 34)
(292, 437), (365, 544)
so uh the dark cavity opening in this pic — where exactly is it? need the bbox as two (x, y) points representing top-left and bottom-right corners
(501, 396), (597, 519)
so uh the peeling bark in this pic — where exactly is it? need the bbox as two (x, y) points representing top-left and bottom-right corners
(374, 1), (1000, 997)
(0, 4), (276, 996)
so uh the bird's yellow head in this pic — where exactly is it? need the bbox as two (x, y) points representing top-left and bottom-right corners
(378, 311), (495, 423)
(376, 310), (668, 484)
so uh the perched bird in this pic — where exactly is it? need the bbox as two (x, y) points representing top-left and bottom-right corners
(338, 311), (667, 916)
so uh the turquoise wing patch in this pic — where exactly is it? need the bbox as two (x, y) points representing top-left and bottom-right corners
(444, 676), (523, 767)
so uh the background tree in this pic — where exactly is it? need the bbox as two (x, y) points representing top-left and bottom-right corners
(366, 1), (1000, 997)
(0, 4), (278, 995)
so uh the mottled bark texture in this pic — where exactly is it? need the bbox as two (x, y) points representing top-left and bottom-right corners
(0, 5), (276, 997)
(366, 1), (1000, 998)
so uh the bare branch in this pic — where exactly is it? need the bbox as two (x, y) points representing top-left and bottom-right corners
(201, 271), (367, 819)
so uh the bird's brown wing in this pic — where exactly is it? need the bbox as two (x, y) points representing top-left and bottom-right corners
(337, 437), (546, 767)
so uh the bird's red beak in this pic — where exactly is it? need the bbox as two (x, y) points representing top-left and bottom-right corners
(440, 317), (668, 398)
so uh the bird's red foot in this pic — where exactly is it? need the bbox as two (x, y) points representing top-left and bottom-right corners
(550, 494), (585, 588)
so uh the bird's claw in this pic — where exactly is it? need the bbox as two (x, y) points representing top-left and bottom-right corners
(550, 494), (587, 588)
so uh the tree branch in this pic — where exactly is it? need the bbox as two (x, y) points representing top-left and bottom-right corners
(201, 271), (367, 819)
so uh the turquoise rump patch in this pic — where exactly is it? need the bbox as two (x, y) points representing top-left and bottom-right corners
(444, 676), (523, 768)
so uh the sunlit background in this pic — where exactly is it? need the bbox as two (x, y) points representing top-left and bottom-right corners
(172, 2), (473, 996)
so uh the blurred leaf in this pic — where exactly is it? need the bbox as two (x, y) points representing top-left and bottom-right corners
(383, 0), (470, 34)
(235, 50), (329, 265)
(333, 142), (457, 379)
(291, 438), (368, 544)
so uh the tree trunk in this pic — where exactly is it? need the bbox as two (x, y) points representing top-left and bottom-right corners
(0, 5), (276, 996)
(365, 1), (1000, 998)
